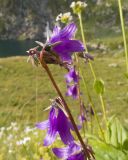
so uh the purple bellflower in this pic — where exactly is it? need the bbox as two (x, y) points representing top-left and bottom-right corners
(27, 23), (85, 67)
(36, 99), (74, 146)
(49, 23), (85, 62)
(65, 67), (79, 99)
(65, 67), (78, 83)
(66, 84), (78, 99)
(52, 141), (94, 160)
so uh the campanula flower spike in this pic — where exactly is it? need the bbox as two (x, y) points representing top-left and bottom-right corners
(27, 22), (94, 160)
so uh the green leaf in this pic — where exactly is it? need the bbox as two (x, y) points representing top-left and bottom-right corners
(89, 138), (128, 160)
(123, 139), (128, 151)
(93, 79), (105, 95)
(124, 73), (128, 79)
(106, 116), (128, 150)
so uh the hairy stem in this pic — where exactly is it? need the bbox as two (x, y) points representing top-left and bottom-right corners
(39, 54), (93, 159)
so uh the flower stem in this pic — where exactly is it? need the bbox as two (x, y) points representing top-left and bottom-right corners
(78, 13), (87, 52)
(99, 94), (107, 128)
(39, 54), (93, 159)
(75, 53), (86, 137)
(78, 12), (107, 129)
(118, 0), (128, 73)
(80, 69), (105, 141)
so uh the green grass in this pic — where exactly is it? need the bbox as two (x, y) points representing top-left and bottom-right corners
(0, 55), (128, 128)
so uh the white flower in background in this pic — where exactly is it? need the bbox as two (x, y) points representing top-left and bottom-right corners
(56, 12), (72, 23)
(24, 126), (36, 134)
(7, 134), (13, 141)
(23, 137), (31, 143)
(16, 137), (31, 146)
(24, 126), (32, 133)
(70, 1), (87, 14)
(9, 150), (14, 154)
(0, 127), (5, 131)
(13, 126), (19, 131)
(6, 126), (12, 131)
(11, 122), (17, 127)
(33, 132), (38, 136)
(56, 13), (63, 21)
(16, 140), (23, 146)
(70, 1), (75, 8)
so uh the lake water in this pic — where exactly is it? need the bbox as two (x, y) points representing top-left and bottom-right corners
(0, 40), (36, 57)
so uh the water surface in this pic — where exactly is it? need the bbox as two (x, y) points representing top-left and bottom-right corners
(0, 40), (36, 57)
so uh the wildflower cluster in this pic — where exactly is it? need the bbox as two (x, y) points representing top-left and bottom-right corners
(0, 122), (49, 160)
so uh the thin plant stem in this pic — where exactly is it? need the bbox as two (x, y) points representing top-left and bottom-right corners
(99, 94), (107, 127)
(75, 53), (86, 138)
(80, 69), (105, 141)
(118, 0), (128, 73)
(39, 55), (93, 159)
(78, 12), (107, 128)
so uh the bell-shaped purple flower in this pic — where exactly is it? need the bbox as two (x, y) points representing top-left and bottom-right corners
(66, 84), (78, 99)
(52, 142), (91, 160)
(49, 23), (85, 61)
(65, 67), (78, 83)
(36, 107), (74, 146)
(52, 142), (81, 159)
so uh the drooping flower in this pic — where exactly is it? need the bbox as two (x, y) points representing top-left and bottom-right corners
(36, 99), (74, 146)
(78, 103), (94, 124)
(52, 142), (81, 159)
(52, 141), (94, 160)
(66, 84), (78, 99)
(65, 67), (78, 83)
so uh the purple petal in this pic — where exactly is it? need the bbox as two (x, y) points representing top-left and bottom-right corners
(50, 23), (77, 43)
(36, 120), (49, 130)
(59, 23), (77, 40)
(57, 109), (74, 145)
(78, 115), (87, 124)
(66, 85), (78, 99)
(65, 68), (78, 83)
(50, 26), (61, 42)
(67, 151), (85, 160)
(44, 108), (57, 146)
(52, 142), (81, 159)
(53, 40), (84, 61)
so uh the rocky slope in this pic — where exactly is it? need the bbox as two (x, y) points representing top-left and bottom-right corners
(0, 0), (127, 40)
